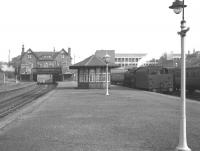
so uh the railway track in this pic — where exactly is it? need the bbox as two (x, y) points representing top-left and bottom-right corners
(169, 90), (200, 102)
(0, 84), (56, 118)
(0, 82), (36, 93)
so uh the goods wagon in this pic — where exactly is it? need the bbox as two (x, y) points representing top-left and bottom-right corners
(37, 74), (54, 84)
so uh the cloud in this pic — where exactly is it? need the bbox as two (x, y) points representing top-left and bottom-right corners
(137, 52), (163, 68)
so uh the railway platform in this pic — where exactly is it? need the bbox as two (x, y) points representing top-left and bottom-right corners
(0, 81), (200, 151)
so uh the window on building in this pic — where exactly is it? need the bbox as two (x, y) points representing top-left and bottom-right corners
(79, 69), (88, 83)
(125, 58), (128, 62)
(122, 58), (124, 62)
(96, 68), (101, 82)
(49, 62), (54, 67)
(136, 58), (138, 62)
(44, 62), (48, 68)
(89, 69), (95, 82)
(129, 58), (132, 62)
(132, 58), (135, 62)
(118, 58), (121, 62)
(61, 54), (65, 59)
(99, 73), (110, 82)
(115, 58), (118, 62)
(96, 74), (100, 82)
(28, 55), (32, 59)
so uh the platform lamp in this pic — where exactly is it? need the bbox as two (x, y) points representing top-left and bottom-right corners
(104, 53), (110, 96)
(169, 0), (191, 151)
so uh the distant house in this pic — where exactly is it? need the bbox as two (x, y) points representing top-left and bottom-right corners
(11, 45), (72, 81)
(70, 55), (118, 89)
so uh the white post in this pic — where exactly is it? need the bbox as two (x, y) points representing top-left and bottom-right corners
(106, 63), (109, 96)
(176, 20), (191, 151)
(3, 72), (5, 84)
(16, 75), (18, 83)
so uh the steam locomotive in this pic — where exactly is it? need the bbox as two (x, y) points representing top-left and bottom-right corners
(111, 66), (200, 92)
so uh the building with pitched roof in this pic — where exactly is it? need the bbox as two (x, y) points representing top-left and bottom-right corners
(70, 55), (118, 89)
(12, 45), (72, 81)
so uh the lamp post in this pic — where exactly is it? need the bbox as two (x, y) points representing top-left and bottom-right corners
(169, 0), (191, 151)
(104, 54), (110, 96)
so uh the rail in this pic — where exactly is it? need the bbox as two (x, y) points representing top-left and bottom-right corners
(0, 84), (56, 118)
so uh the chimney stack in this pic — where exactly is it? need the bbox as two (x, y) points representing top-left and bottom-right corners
(193, 49), (195, 54)
(22, 44), (25, 55)
(68, 47), (71, 56)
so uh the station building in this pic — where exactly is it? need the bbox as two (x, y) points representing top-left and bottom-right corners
(70, 55), (118, 89)
(12, 45), (72, 82)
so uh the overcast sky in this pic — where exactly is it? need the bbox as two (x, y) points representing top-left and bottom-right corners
(0, 0), (199, 63)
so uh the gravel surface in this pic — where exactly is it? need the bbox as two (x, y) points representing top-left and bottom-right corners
(0, 81), (200, 151)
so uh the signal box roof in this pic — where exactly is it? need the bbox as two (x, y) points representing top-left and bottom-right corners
(70, 55), (119, 69)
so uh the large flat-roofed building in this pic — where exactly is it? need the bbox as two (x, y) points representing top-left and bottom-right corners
(115, 53), (147, 68)
(94, 50), (147, 68)
(95, 50), (161, 69)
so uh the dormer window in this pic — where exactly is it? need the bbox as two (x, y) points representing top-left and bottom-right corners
(61, 54), (65, 58)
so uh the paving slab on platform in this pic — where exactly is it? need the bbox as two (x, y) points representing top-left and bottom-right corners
(0, 81), (200, 151)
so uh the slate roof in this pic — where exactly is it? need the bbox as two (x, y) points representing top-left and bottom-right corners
(22, 48), (69, 61)
(70, 55), (119, 69)
(34, 52), (59, 60)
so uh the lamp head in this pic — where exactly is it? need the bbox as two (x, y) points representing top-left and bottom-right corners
(104, 54), (110, 63)
(169, 0), (186, 14)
